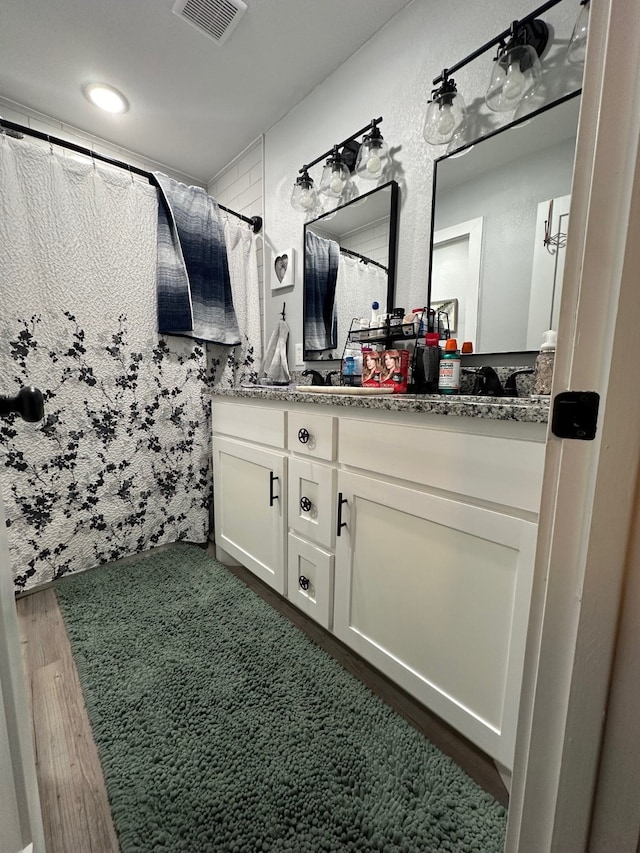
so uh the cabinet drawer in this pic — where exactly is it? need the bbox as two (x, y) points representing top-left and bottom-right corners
(287, 411), (336, 461)
(339, 417), (544, 514)
(287, 533), (334, 630)
(212, 400), (285, 448)
(288, 457), (336, 549)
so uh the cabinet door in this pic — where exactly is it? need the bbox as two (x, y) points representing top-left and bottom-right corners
(334, 470), (537, 770)
(287, 533), (334, 630)
(213, 437), (287, 594)
(288, 457), (336, 549)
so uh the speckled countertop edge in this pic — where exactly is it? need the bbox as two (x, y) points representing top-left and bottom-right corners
(212, 387), (550, 424)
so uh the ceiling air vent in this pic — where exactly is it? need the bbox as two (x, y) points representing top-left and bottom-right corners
(173, 0), (247, 46)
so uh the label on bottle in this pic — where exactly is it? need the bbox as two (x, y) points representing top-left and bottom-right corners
(438, 358), (461, 390)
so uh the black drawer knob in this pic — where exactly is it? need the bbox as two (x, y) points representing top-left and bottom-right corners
(298, 427), (310, 444)
(299, 575), (310, 590)
(300, 496), (312, 512)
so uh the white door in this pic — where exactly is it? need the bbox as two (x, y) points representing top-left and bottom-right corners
(506, 2), (640, 850)
(526, 194), (571, 349)
(0, 482), (45, 853)
(212, 436), (287, 594)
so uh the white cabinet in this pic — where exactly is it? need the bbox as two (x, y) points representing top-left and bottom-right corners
(333, 469), (537, 770)
(212, 435), (287, 594)
(212, 396), (546, 770)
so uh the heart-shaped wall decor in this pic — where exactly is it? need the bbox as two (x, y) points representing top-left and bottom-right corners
(275, 254), (288, 282)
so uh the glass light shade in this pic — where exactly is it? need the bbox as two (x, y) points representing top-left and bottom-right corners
(486, 44), (542, 112)
(567, 1), (590, 66)
(423, 92), (466, 146)
(319, 157), (350, 199)
(355, 132), (389, 180)
(291, 173), (317, 212)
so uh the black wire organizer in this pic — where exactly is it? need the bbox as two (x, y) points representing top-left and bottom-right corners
(340, 312), (426, 389)
(340, 306), (455, 391)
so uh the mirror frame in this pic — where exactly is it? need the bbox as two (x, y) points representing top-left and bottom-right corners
(303, 179), (399, 360)
(426, 90), (581, 354)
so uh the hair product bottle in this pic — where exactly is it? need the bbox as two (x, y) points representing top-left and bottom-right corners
(438, 338), (461, 394)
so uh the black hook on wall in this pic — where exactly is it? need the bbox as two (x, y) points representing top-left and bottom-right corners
(280, 303), (286, 321)
(0, 386), (45, 422)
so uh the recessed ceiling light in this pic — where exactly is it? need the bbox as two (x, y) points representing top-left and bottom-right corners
(83, 83), (129, 114)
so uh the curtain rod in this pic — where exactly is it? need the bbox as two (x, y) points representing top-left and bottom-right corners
(340, 246), (387, 272)
(0, 118), (263, 233)
(432, 0), (565, 85)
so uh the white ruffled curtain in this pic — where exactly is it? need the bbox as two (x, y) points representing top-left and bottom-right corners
(0, 136), (260, 591)
(334, 254), (388, 355)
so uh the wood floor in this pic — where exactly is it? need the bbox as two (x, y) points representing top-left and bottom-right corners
(16, 543), (508, 853)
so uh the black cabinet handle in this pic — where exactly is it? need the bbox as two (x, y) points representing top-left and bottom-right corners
(298, 428), (310, 444)
(300, 496), (312, 513)
(299, 575), (310, 590)
(269, 471), (279, 507)
(337, 492), (347, 537)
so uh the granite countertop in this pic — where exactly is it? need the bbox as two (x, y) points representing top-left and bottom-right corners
(212, 386), (550, 424)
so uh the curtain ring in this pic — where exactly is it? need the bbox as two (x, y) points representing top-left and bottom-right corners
(128, 164), (134, 184)
(47, 134), (54, 155)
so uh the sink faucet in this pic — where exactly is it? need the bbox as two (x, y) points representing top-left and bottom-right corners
(462, 366), (504, 396)
(503, 368), (534, 397)
(300, 369), (325, 386)
(325, 371), (341, 386)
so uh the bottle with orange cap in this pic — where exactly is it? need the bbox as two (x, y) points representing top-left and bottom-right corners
(438, 338), (461, 394)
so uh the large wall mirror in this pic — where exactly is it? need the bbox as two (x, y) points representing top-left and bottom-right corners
(303, 180), (399, 360)
(428, 92), (581, 354)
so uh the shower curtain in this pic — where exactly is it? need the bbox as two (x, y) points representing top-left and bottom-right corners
(334, 254), (388, 354)
(0, 136), (259, 591)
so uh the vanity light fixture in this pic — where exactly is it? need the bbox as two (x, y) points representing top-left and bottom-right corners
(319, 146), (351, 199)
(485, 19), (548, 112)
(83, 83), (129, 114)
(425, 0), (573, 149)
(566, 0), (590, 66)
(290, 117), (386, 213)
(290, 167), (318, 213)
(423, 74), (466, 145)
(355, 120), (390, 180)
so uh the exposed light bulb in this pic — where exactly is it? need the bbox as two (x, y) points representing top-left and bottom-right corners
(502, 61), (526, 104)
(437, 105), (456, 137)
(329, 172), (345, 195)
(567, 0), (590, 65)
(299, 189), (313, 210)
(366, 153), (382, 174)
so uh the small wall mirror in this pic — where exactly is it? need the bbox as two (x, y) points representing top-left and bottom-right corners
(303, 180), (399, 360)
(428, 92), (580, 354)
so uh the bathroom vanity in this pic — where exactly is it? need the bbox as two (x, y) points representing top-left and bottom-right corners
(211, 389), (548, 772)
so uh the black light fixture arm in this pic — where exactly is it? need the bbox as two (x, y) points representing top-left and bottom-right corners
(299, 117), (383, 174)
(0, 118), (263, 233)
(432, 0), (564, 85)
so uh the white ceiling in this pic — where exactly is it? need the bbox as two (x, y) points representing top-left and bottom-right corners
(0, 0), (415, 183)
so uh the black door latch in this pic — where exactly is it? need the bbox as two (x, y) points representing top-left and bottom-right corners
(551, 391), (599, 440)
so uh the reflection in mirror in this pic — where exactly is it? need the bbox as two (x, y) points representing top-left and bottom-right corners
(303, 181), (399, 360)
(429, 92), (580, 354)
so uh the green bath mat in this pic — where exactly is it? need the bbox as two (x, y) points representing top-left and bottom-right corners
(56, 543), (506, 852)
